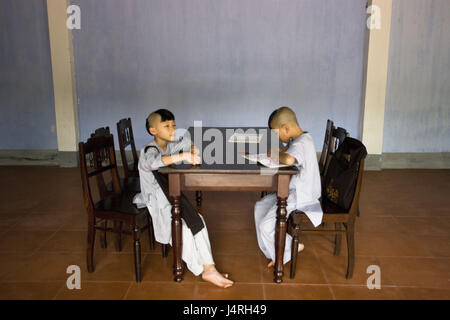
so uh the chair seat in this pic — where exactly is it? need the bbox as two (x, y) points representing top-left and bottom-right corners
(94, 191), (145, 215)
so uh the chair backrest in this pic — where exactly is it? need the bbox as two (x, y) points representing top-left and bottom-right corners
(319, 119), (334, 176)
(79, 134), (121, 214)
(89, 127), (115, 198)
(330, 126), (349, 153)
(323, 126), (350, 179)
(116, 118), (138, 178)
(91, 126), (110, 138)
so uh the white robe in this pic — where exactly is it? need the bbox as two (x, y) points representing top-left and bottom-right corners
(133, 136), (214, 276)
(254, 133), (323, 264)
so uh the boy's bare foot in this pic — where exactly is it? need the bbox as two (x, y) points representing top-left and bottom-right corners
(202, 265), (234, 288)
(267, 243), (305, 268)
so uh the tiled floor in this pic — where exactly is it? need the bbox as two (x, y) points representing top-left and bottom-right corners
(0, 166), (449, 300)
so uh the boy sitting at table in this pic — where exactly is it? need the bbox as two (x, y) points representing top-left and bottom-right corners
(133, 108), (233, 288)
(254, 106), (323, 267)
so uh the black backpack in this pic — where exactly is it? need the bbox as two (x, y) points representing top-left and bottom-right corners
(324, 137), (367, 211)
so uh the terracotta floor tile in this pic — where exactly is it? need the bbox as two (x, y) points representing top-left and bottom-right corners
(308, 234), (347, 257)
(4, 252), (86, 282)
(193, 282), (264, 300)
(330, 285), (403, 300)
(55, 281), (131, 300)
(0, 228), (9, 237)
(39, 229), (157, 254)
(0, 230), (56, 253)
(140, 253), (200, 283)
(204, 213), (255, 231)
(418, 236), (450, 258)
(394, 217), (450, 237)
(31, 194), (85, 214)
(264, 284), (333, 300)
(211, 254), (263, 283)
(378, 256), (450, 289)
(38, 230), (87, 253)
(81, 252), (149, 282)
(61, 213), (88, 231)
(0, 281), (63, 300)
(354, 216), (405, 234)
(201, 204), (255, 214)
(0, 196), (41, 213)
(318, 255), (396, 286)
(209, 230), (261, 256)
(353, 233), (432, 257)
(0, 212), (22, 228)
(260, 251), (327, 285)
(12, 212), (74, 231)
(125, 282), (199, 300)
(397, 287), (450, 300)
(201, 191), (260, 202)
(0, 253), (33, 281)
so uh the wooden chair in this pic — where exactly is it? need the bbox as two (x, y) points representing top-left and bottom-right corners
(79, 133), (155, 282)
(90, 126), (169, 258)
(287, 157), (366, 280)
(117, 118), (139, 178)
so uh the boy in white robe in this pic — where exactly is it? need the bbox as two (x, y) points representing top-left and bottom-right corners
(254, 106), (323, 267)
(133, 109), (233, 288)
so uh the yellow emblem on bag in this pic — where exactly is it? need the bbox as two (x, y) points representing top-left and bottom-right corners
(326, 178), (339, 203)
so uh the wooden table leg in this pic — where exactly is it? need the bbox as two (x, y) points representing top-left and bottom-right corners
(274, 175), (290, 283)
(195, 191), (202, 213)
(169, 173), (183, 282)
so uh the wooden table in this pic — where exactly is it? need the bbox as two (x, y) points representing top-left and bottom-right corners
(158, 127), (298, 283)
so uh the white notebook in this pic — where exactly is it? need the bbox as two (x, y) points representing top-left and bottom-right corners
(228, 132), (263, 144)
(242, 153), (291, 168)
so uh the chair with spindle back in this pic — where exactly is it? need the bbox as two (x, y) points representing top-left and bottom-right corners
(79, 133), (155, 282)
(91, 126), (140, 248)
(287, 155), (366, 280)
(117, 118), (139, 178)
(92, 125), (169, 258)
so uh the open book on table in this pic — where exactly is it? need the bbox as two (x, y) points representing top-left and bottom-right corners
(241, 153), (291, 168)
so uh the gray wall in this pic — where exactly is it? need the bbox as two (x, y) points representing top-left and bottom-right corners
(383, 0), (450, 152)
(0, 0), (57, 150)
(71, 0), (367, 150)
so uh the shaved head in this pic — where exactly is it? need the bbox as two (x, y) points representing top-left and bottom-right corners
(145, 108), (174, 135)
(268, 106), (299, 129)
